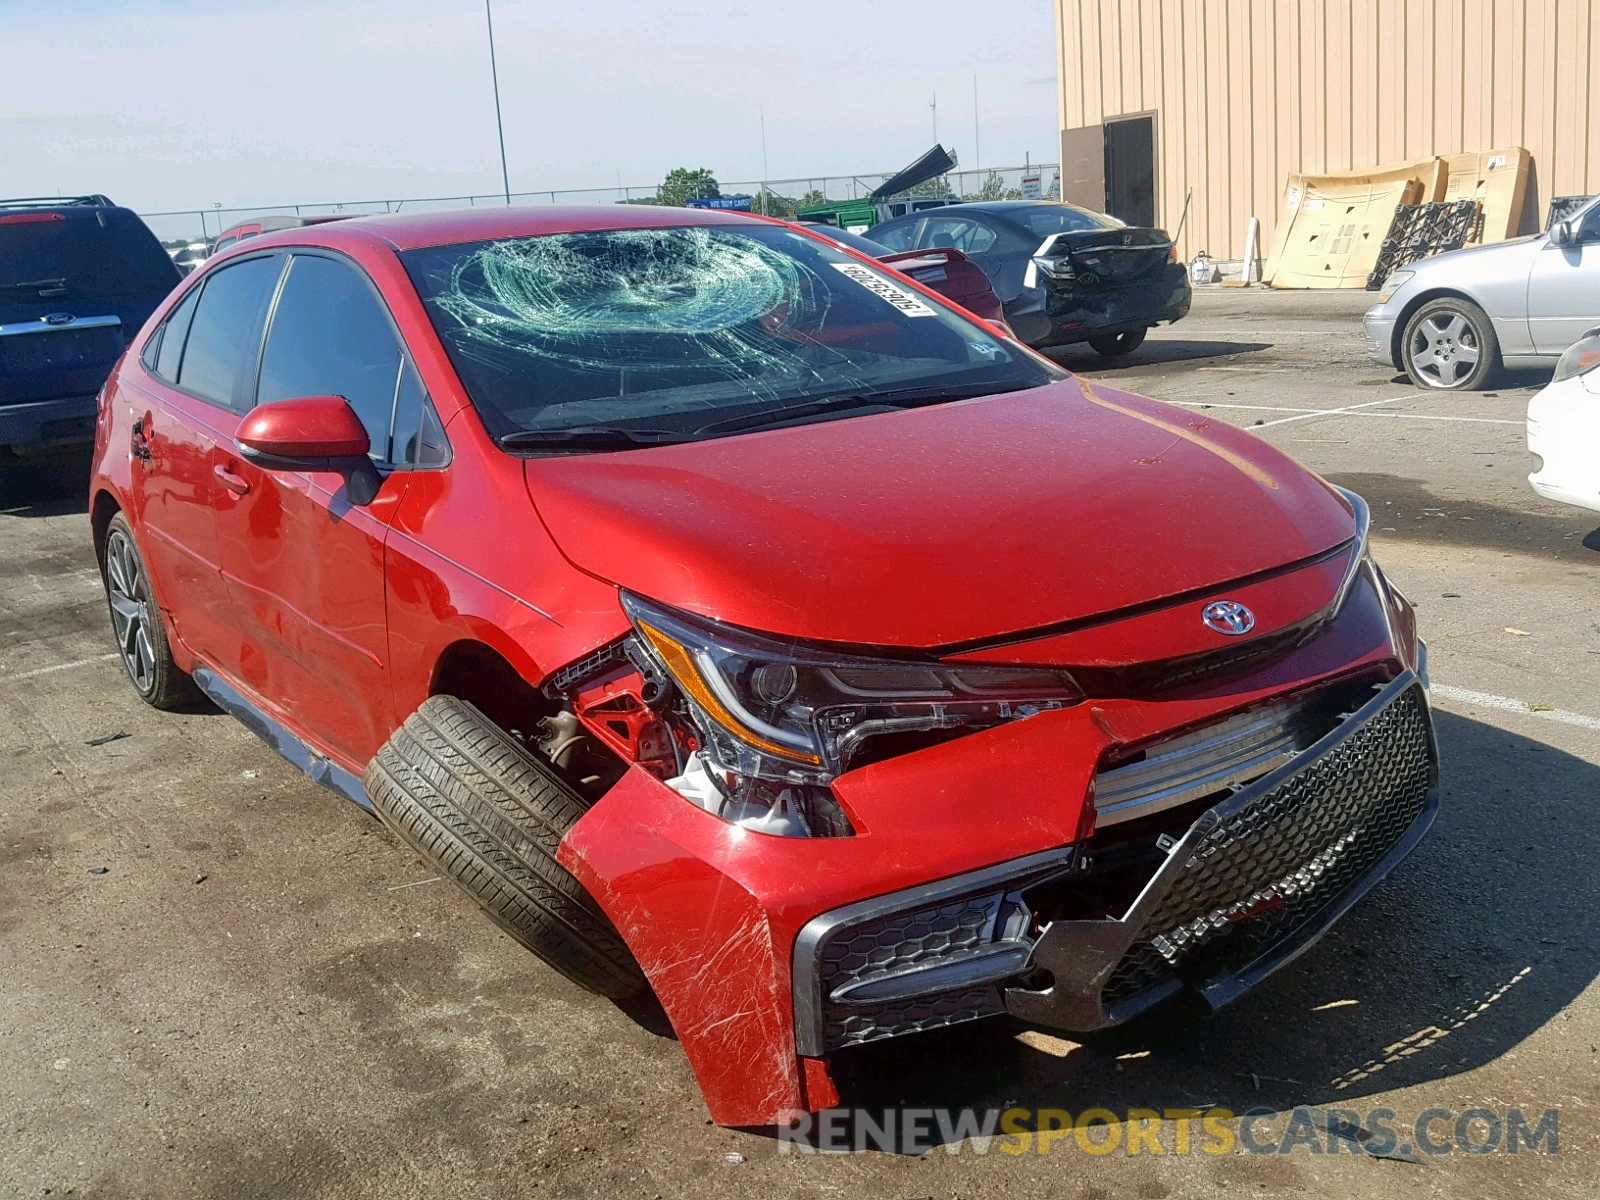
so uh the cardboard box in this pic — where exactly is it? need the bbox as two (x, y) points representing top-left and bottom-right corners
(1264, 158), (1444, 288)
(1439, 147), (1531, 243)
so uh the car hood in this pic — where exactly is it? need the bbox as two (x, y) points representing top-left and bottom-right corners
(1412, 232), (1543, 276)
(521, 377), (1356, 648)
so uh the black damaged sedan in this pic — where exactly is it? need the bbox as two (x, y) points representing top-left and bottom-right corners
(866, 200), (1190, 357)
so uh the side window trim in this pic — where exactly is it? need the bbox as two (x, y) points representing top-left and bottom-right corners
(147, 280), (202, 386)
(140, 323), (163, 372)
(245, 255), (295, 411)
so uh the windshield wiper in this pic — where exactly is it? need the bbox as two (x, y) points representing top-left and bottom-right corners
(0, 277), (68, 293)
(695, 381), (1033, 436)
(497, 426), (691, 452)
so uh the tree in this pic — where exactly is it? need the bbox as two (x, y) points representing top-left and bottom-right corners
(961, 171), (1018, 202)
(657, 167), (720, 207)
(752, 190), (802, 218)
(795, 189), (827, 211)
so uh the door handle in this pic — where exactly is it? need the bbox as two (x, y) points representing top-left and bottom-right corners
(213, 464), (251, 496)
(131, 415), (152, 463)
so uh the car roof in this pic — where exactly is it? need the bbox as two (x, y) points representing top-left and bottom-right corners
(317, 203), (766, 252)
(877, 200), (1092, 225)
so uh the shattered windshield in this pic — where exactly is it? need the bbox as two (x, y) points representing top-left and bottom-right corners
(399, 224), (1060, 449)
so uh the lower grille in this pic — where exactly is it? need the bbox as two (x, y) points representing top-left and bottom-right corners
(1101, 684), (1433, 1004)
(794, 848), (1075, 1056)
(818, 893), (1008, 1051)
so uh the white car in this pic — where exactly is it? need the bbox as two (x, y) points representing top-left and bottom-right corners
(1528, 328), (1600, 512)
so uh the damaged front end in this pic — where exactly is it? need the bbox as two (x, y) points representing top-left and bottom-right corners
(794, 670), (1436, 1058)
(543, 593), (1086, 840)
(540, 531), (1436, 1127)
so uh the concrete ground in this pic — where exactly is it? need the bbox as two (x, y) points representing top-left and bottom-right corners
(2, 287), (1597, 1198)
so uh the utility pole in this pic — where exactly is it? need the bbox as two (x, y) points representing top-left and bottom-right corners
(485, 0), (512, 204)
(929, 92), (938, 145)
(972, 70), (980, 172)
(760, 105), (770, 215)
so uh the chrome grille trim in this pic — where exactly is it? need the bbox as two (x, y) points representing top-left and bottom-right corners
(1094, 702), (1310, 826)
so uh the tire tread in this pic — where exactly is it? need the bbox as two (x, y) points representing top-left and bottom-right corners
(365, 695), (645, 999)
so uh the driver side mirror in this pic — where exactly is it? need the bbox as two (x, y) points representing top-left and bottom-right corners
(236, 394), (380, 504)
(1552, 220), (1576, 247)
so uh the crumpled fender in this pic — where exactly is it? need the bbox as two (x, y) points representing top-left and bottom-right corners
(556, 705), (1107, 1125)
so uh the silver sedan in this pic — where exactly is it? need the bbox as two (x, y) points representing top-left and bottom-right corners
(1364, 195), (1600, 390)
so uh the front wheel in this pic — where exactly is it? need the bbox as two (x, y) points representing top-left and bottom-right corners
(365, 695), (648, 1000)
(1401, 298), (1499, 390)
(1088, 328), (1147, 358)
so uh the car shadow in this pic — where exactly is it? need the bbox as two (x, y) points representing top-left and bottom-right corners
(779, 709), (1597, 1147)
(1327, 471), (1600, 558)
(1044, 339), (1274, 372)
(0, 448), (92, 518)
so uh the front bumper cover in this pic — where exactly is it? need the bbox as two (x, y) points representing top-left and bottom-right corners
(792, 670), (1436, 1055)
(1363, 305), (1400, 367)
(559, 576), (1428, 1126)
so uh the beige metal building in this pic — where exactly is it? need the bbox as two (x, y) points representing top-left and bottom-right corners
(1055, 0), (1600, 264)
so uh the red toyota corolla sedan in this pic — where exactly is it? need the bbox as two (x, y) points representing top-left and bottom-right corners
(89, 205), (1436, 1126)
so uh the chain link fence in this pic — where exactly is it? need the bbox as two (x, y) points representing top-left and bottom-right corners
(140, 164), (1062, 243)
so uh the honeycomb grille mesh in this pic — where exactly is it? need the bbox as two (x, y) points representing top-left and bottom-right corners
(1102, 685), (1433, 1005)
(819, 893), (1005, 1050)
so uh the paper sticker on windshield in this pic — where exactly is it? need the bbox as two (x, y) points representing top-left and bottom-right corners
(830, 262), (936, 317)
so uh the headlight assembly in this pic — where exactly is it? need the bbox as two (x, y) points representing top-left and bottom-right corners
(1376, 270), (1415, 303)
(620, 593), (1084, 836)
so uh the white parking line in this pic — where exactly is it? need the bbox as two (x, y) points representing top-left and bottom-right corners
(1256, 397), (1409, 427)
(1342, 411), (1522, 426)
(1171, 400), (1523, 426)
(1432, 685), (1600, 733)
(2, 653), (119, 681)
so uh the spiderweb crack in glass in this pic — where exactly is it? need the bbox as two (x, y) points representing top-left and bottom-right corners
(433, 228), (811, 374)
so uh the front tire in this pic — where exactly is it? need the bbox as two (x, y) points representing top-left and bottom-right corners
(365, 695), (647, 1000)
(101, 513), (201, 709)
(1401, 298), (1499, 390)
(1088, 328), (1147, 358)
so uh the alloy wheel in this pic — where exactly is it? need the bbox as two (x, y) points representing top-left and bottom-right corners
(1408, 310), (1482, 388)
(105, 529), (156, 693)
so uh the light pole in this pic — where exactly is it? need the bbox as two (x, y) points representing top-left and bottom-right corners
(485, 0), (511, 204)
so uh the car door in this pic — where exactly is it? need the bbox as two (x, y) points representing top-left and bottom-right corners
(210, 249), (435, 765)
(1528, 202), (1600, 354)
(127, 255), (283, 663)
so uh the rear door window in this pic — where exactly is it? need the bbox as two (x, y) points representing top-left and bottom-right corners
(176, 255), (283, 409)
(920, 217), (998, 254)
(152, 286), (201, 382)
(256, 253), (410, 461)
(868, 220), (920, 252)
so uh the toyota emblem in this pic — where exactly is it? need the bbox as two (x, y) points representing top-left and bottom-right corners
(1202, 600), (1255, 636)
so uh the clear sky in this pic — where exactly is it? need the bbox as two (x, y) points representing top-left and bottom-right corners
(0, 0), (1059, 232)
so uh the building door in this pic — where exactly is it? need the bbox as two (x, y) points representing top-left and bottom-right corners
(1104, 115), (1156, 228)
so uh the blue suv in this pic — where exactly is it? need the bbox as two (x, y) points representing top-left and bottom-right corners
(1, 195), (179, 459)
